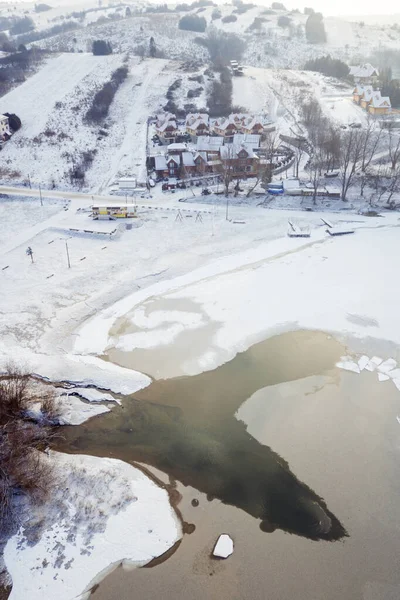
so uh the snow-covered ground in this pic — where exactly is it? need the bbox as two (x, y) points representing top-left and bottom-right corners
(4, 452), (181, 600)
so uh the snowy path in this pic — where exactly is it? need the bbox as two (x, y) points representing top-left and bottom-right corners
(97, 59), (173, 191)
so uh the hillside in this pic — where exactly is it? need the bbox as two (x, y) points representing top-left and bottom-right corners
(0, 53), (180, 190)
(10, 2), (400, 70)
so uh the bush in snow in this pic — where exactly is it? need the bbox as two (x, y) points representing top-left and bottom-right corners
(4, 113), (21, 132)
(271, 2), (286, 9)
(221, 14), (237, 23)
(85, 66), (128, 124)
(179, 14), (207, 32)
(92, 39), (112, 56)
(10, 17), (35, 35)
(0, 365), (60, 533)
(211, 8), (221, 19)
(304, 55), (349, 79)
(196, 27), (245, 64)
(35, 3), (52, 12)
(278, 15), (291, 28)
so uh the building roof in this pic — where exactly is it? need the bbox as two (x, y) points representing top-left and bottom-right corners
(186, 113), (209, 126)
(157, 120), (177, 132)
(188, 118), (209, 131)
(243, 116), (264, 130)
(214, 118), (237, 131)
(196, 136), (223, 151)
(154, 155), (167, 170)
(167, 142), (187, 151)
(182, 152), (195, 167)
(194, 151), (207, 162)
(167, 156), (180, 165)
(349, 63), (379, 78)
(220, 143), (258, 160)
(370, 92), (391, 108)
(233, 133), (261, 148)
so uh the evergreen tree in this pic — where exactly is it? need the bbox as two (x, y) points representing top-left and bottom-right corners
(305, 12), (326, 43)
(149, 37), (156, 58)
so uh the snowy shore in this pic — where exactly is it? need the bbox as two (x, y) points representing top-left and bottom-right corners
(4, 452), (182, 600)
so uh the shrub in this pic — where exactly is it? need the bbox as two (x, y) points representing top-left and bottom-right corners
(221, 14), (237, 23)
(4, 113), (22, 132)
(304, 7), (314, 15)
(92, 40), (112, 55)
(86, 66), (128, 123)
(196, 28), (245, 64)
(178, 14), (207, 32)
(211, 8), (221, 19)
(207, 65), (232, 116)
(0, 365), (59, 532)
(35, 3), (52, 12)
(10, 17), (35, 35)
(278, 15), (291, 27)
(16, 20), (80, 44)
(247, 17), (265, 31)
(305, 12), (326, 43)
(304, 55), (349, 79)
(271, 2), (286, 9)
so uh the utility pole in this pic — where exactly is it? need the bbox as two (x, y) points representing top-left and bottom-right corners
(28, 173), (31, 189)
(225, 194), (229, 221)
(39, 184), (43, 206)
(65, 240), (71, 269)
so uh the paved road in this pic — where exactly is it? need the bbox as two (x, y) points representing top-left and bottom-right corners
(0, 185), (216, 213)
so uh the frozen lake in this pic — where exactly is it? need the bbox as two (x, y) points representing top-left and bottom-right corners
(59, 329), (400, 600)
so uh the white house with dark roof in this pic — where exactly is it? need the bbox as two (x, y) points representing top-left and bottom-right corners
(349, 64), (379, 85)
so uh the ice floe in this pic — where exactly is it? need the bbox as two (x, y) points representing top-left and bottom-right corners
(337, 355), (400, 394)
(213, 534), (234, 559)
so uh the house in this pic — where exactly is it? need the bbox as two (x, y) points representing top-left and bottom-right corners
(154, 155), (168, 178)
(212, 118), (237, 139)
(360, 87), (374, 110)
(166, 156), (180, 177)
(349, 64), (379, 85)
(220, 143), (259, 177)
(155, 119), (178, 141)
(352, 84), (369, 104)
(186, 113), (209, 137)
(241, 116), (264, 136)
(368, 92), (391, 115)
(181, 151), (196, 174)
(0, 114), (10, 141)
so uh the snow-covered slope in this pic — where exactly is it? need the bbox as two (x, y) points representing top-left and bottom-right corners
(0, 54), (178, 190)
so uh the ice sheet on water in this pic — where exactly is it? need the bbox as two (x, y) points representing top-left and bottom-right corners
(358, 355), (369, 371)
(336, 358), (360, 374)
(377, 359), (397, 374)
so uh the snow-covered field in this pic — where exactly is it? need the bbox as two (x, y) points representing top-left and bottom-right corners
(4, 452), (181, 600)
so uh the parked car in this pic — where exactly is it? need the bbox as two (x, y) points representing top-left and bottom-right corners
(162, 183), (169, 191)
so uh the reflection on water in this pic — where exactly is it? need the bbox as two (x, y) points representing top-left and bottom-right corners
(59, 330), (347, 541)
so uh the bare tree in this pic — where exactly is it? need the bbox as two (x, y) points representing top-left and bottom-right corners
(339, 129), (364, 201)
(359, 116), (382, 196)
(218, 145), (236, 196)
(246, 133), (279, 197)
(387, 124), (400, 170)
(0, 365), (59, 532)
